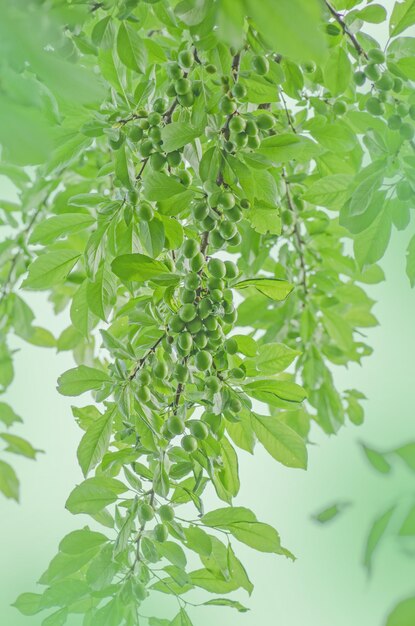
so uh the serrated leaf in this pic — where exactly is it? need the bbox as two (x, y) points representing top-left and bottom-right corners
(29, 214), (94, 245)
(160, 123), (201, 152)
(111, 253), (170, 283)
(117, 22), (146, 72)
(57, 365), (110, 397)
(251, 413), (307, 469)
(390, 0), (415, 36)
(66, 477), (127, 514)
(22, 251), (80, 290)
(77, 407), (115, 477)
(235, 278), (294, 301)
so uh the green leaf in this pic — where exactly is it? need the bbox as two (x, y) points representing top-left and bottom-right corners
(230, 521), (292, 557)
(245, 343), (299, 375)
(235, 278), (294, 301)
(362, 444), (392, 474)
(303, 174), (353, 210)
(29, 214), (94, 245)
(0, 459), (19, 501)
(258, 134), (321, 164)
(356, 4), (387, 23)
(395, 443), (415, 471)
(323, 47), (352, 96)
(390, 0), (415, 36)
(77, 406), (115, 477)
(160, 123), (201, 152)
(312, 502), (351, 524)
(406, 234), (415, 287)
(0, 433), (42, 459)
(59, 528), (108, 554)
(66, 477), (127, 514)
(251, 413), (308, 469)
(117, 22), (146, 73)
(22, 250), (80, 290)
(111, 253), (171, 283)
(171, 609), (193, 626)
(203, 598), (249, 613)
(399, 504), (415, 536)
(57, 365), (110, 397)
(202, 506), (257, 527)
(143, 171), (188, 201)
(12, 592), (43, 616)
(354, 209), (392, 268)
(243, 379), (307, 404)
(386, 596), (415, 626)
(42, 608), (68, 626)
(0, 402), (22, 427)
(363, 506), (396, 572)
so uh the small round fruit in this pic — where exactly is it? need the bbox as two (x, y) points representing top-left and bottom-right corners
(366, 96), (384, 116)
(397, 103), (409, 117)
(368, 48), (385, 64)
(228, 397), (242, 413)
(182, 288), (196, 304)
(195, 350), (213, 371)
(137, 202), (154, 222)
(167, 151), (182, 167)
(139, 503), (154, 522)
(396, 181), (413, 201)
(205, 375), (221, 393)
(148, 111), (161, 126)
(178, 331), (193, 352)
(178, 50), (193, 69)
(206, 63), (217, 74)
(224, 308), (237, 324)
(183, 239), (199, 258)
(302, 61), (316, 74)
(217, 191), (236, 211)
(167, 61), (182, 79)
(224, 260), (238, 279)
(219, 96), (237, 115)
(208, 276), (224, 290)
(376, 72), (394, 91)
(227, 231), (242, 247)
(388, 114), (402, 130)
(150, 152), (166, 171)
(353, 71), (366, 86)
(170, 314), (185, 333)
(158, 504), (175, 522)
(224, 337), (238, 355)
(247, 134), (261, 149)
(179, 170), (192, 187)
(154, 523), (168, 543)
(232, 82), (247, 99)
(184, 272), (200, 290)
(178, 92), (195, 107)
(199, 298), (213, 319)
(193, 202), (209, 221)
(194, 331), (208, 348)
(174, 363), (189, 383)
(208, 258), (226, 278)
(251, 54), (269, 76)
(137, 369), (151, 386)
(167, 415), (185, 435)
(409, 105), (415, 121)
(153, 97), (167, 114)
(234, 132), (248, 148)
(400, 122), (415, 140)
(175, 78), (191, 95)
(189, 420), (209, 440)
(230, 367), (245, 380)
(210, 229), (225, 249)
(364, 63), (381, 82)
(333, 100), (347, 115)
(201, 215), (215, 231)
(179, 303), (197, 323)
(393, 78), (403, 93)
(226, 205), (243, 222)
(245, 119), (258, 137)
(181, 434), (198, 452)
(229, 116), (246, 133)
(219, 220), (237, 240)
(256, 113), (274, 130)
(140, 139), (154, 158)
(210, 288), (223, 303)
(153, 361), (168, 379)
(129, 125), (144, 142)
(137, 385), (151, 403)
(190, 252), (205, 272)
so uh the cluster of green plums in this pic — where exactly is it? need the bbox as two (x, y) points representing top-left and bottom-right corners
(353, 48), (415, 141)
(191, 191), (245, 250)
(137, 502), (175, 544)
(165, 50), (202, 107)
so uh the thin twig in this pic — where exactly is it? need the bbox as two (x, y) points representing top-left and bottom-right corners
(128, 335), (165, 380)
(325, 0), (369, 59)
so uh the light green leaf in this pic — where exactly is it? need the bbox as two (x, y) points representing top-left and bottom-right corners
(0, 433), (42, 460)
(251, 413), (308, 469)
(22, 250), (80, 290)
(203, 598), (249, 612)
(0, 402), (22, 427)
(235, 278), (294, 301)
(29, 214), (94, 245)
(356, 4), (387, 23)
(0, 459), (19, 501)
(323, 47), (352, 96)
(59, 528), (108, 554)
(406, 235), (415, 287)
(362, 444), (392, 474)
(66, 477), (127, 514)
(143, 171), (188, 201)
(77, 407), (115, 477)
(111, 253), (171, 283)
(354, 209), (392, 268)
(12, 593), (43, 616)
(42, 608), (68, 626)
(161, 123), (201, 152)
(303, 174), (353, 210)
(390, 0), (415, 36)
(312, 502), (351, 524)
(57, 365), (110, 397)
(364, 506), (396, 572)
(258, 134), (321, 164)
(243, 379), (307, 404)
(386, 596), (415, 626)
(117, 22), (146, 72)
(245, 343), (300, 375)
